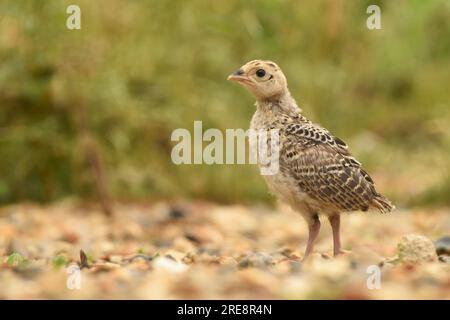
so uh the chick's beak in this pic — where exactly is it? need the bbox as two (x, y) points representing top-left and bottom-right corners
(227, 68), (247, 82)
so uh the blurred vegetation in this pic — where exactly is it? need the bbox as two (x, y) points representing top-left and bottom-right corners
(0, 0), (449, 207)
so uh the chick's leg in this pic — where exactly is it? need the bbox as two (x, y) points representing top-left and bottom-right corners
(328, 214), (344, 256)
(303, 214), (321, 260)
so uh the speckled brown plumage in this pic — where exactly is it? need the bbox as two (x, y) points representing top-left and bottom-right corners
(229, 60), (394, 259)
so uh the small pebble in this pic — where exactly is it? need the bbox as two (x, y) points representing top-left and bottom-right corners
(398, 234), (438, 264)
(169, 206), (186, 219)
(434, 236), (450, 256)
(153, 257), (188, 273)
(237, 252), (273, 269)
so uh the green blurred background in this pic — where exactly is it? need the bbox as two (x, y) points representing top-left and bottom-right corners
(0, 0), (449, 207)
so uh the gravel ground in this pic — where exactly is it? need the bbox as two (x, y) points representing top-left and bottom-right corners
(0, 201), (449, 299)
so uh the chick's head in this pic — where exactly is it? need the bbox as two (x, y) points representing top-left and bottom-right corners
(228, 60), (288, 100)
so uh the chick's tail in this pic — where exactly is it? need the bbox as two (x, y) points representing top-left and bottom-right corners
(371, 194), (395, 213)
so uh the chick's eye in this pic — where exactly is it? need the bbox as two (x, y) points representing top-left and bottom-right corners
(256, 69), (266, 78)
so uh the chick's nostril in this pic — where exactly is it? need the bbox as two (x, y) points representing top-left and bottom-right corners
(233, 69), (245, 76)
